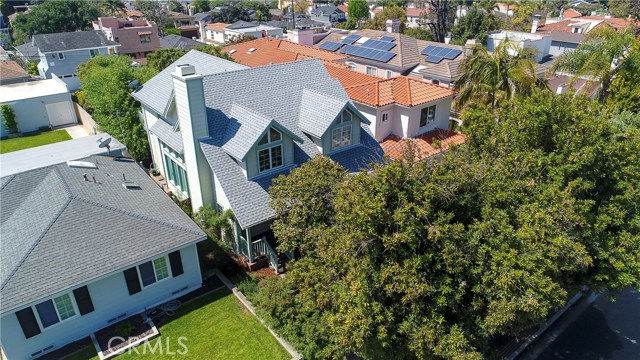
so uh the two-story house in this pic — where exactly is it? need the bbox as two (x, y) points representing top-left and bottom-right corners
(132, 50), (384, 272)
(32, 31), (120, 91)
(93, 17), (161, 62)
(0, 138), (206, 360)
(310, 5), (346, 27)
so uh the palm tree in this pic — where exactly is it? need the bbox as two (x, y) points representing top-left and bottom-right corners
(456, 41), (543, 110)
(551, 27), (638, 103)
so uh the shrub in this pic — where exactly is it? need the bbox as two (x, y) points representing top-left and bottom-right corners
(1, 105), (18, 134)
(114, 320), (135, 338)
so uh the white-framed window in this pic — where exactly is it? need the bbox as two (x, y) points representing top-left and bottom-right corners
(35, 293), (78, 329)
(160, 141), (189, 196)
(57, 52), (64, 60)
(366, 66), (377, 76)
(381, 111), (389, 122)
(420, 105), (436, 127)
(90, 49), (100, 57)
(332, 109), (353, 149)
(347, 62), (357, 71)
(257, 128), (283, 173)
(386, 70), (393, 78)
(137, 255), (172, 288)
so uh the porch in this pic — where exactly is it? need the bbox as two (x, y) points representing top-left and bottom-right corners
(234, 222), (289, 275)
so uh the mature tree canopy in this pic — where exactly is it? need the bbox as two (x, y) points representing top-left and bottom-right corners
(418, 0), (456, 43)
(605, 39), (640, 113)
(11, 0), (100, 44)
(403, 26), (434, 41)
(364, 5), (407, 32)
(608, 0), (640, 20)
(134, 0), (173, 34)
(251, 91), (640, 359)
(450, 4), (500, 45)
(146, 45), (235, 72)
(348, 0), (370, 20)
(78, 56), (157, 161)
(211, 5), (252, 23)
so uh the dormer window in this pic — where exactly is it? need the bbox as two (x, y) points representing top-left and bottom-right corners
(257, 128), (283, 172)
(332, 109), (353, 149)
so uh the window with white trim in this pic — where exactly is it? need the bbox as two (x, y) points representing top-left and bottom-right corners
(257, 128), (283, 172)
(347, 62), (357, 71)
(35, 293), (77, 329)
(366, 66), (377, 76)
(386, 70), (393, 78)
(57, 52), (64, 60)
(90, 49), (100, 57)
(332, 109), (353, 149)
(160, 141), (189, 196)
(381, 111), (389, 122)
(420, 105), (436, 127)
(138, 255), (171, 288)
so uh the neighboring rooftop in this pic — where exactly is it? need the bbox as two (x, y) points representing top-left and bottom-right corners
(0, 78), (68, 103)
(223, 37), (348, 67)
(206, 22), (230, 31)
(159, 34), (204, 50)
(0, 134), (125, 177)
(0, 60), (30, 82)
(32, 30), (120, 53)
(340, 76), (455, 108)
(0, 153), (206, 312)
(381, 129), (466, 161)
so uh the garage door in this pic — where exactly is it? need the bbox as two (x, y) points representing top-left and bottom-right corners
(45, 101), (77, 128)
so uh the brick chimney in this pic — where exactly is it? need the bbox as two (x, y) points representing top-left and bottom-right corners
(172, 64), (214, 210)
(386, 19), (400, 33)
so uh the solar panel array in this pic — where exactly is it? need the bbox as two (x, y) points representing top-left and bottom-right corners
(420, 45), (463, 63)
(319, 41), (343, 52)
(361, 39), (396, 51)
(342, 34), (361, 45)
(340, 45), (396, 63)
(379, 35), (396, 42)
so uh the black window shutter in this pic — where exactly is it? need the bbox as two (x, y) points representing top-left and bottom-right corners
(124, 267), (142, 295)
(16, 307), (41, 339)
(168, 250), (184, 277)
(73, 286), (95, 315)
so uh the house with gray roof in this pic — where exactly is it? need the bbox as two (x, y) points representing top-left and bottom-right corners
(310, 5), (346, 26)
(32, 31), (120, 91)
(0, 147), (206, 360)
(132, 50), (384, 272)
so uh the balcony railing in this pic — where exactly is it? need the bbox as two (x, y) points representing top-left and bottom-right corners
(251, 237), (279, 274)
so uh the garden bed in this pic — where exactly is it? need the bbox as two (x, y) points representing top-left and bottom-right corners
(94, 315), (156, 358)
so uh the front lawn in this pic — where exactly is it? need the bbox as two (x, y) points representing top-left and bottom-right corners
(62, 288), (290, 360)
(0, 130), (72, 154)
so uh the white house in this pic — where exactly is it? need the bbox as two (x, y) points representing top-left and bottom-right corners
(0, 140), (207, 359)
(132, 50), (384, 272)
(0, 77), (77, 137)
(486, 30), (552, 63)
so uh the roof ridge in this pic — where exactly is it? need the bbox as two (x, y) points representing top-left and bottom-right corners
(302, 87), (347, 103)
(0, 174), (15, 191)
(73, 196), (205, 237)
(204, 58), (324, 79)
(402, 77), (412, 106)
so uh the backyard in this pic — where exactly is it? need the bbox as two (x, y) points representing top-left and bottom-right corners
(62, 288), (290, 360)
(0, 130), (72, 154)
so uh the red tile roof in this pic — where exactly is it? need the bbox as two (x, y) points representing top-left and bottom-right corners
(206, 22), (230, 31)
(381, 129), (466, 161)
(406, 7), (428, 17)
(0, 60), (29, 81)
(224, 37), (348, 67)
(581, 15), (638, 30)
(538, 19), (580, 33)
(343, 76), (454, 107)
(126, 9), (143, 18)
(563, 9), (582, 18)
(338, 5), (348, 14)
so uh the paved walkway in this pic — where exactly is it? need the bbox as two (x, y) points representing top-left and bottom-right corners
(64, 124), (92, 139)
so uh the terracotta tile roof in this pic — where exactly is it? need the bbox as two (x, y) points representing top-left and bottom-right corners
(338, 5), (348, 14)
(343, 76), (454, 107)
(581, 16), (637, 30)
(224, 37), (347, 67)
(324, 65), (381, 87)
(381, 129), (466, 161)
(206, 22), (230, 31)
(0, 60), (29, 81)
(406, 7), (428, 17)
(372, 8), (383, 14)
(563, 9), (582, 18)
(538, 19), (581, 33)
(126, 9), (143, 18)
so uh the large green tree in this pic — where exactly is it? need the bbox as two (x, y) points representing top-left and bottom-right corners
(450, 4), (500, 45)
(364, 5), (407, 32)
(552, 27), (638, 103)
(348, 0), (369, 21)
(456, 41), (542, 110)
(11, 0), (100, 44)
(415, 0), (456, 43)
(249, 91), (640, 359)
(605, 39), (640, 113)
(78, 56), (157, 161)
(146, 45), (235, 72)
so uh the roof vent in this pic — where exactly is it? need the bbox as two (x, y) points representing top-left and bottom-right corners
(247, 48), (256, 53)
(228, 49), (237, 54)
(123, 181), (141, 190)
(67, 160), (98, 169)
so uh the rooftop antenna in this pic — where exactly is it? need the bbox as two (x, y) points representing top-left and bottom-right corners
(97, 137), (112, 156)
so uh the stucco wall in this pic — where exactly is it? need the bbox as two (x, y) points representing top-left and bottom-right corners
(345, 61), (399, 78)
(0, 92), (76, 137)
(0, 244), (202, 360)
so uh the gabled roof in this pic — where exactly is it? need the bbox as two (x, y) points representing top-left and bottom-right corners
(0, 155), (206, 312)
(193, 12), (212, 22)
(206, 22), (230, 31)
(221, 103), (301, 161)
(563, 9), (582, 18)
(159, 34), (204, 50)
(0, 60), (29, 81)
(227, 20), (259, 30)
(343, 76), (454, 107)
(406, 7), (428, 17)
(310, 6), (343, 15)
(298, 88), (355, 138)
(132, 49), (248, 115)
(149, 117), (184, 153)
(223, 37), (348, 67)
(32, 31), (120, 53)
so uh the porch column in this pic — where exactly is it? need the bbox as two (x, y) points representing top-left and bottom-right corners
(246, 227), (253, 262)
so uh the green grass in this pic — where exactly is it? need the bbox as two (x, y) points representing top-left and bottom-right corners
(63, 288), (290, 360)
(0, 130), (72, 154)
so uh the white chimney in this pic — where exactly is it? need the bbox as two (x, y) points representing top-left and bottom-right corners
(386, 19), (400, 33)
(171, 64), (214, 211)
(531, 19), (539, 33)
(289, 29), (314, 45)
(198, 20), (205, 42)
(444, 33), (451, 44)
(557, 83), (567, 95)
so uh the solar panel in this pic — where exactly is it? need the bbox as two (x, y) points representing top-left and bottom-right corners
(342, 34), (361, 45)
(319, 41), (342, 52)
(443, 48), (462, 60)
(425, 55), (444, 63)
(421, 45), (463, 60)
(379, 35), (396, 42)
(361, 39), (396, 51)
(340, 45), (396, 63)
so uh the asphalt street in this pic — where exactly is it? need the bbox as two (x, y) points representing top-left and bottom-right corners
(519, 288), (640, 360)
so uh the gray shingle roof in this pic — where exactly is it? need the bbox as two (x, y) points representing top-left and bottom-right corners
(132, 49), (248, 115)
(159, 34), (204, 50)
(196, 59), (384, 229)
(0, 155), (206, 312)
(149, 118), (184, 153)
(298, 88), (349, 138)
(32, 31), (120, 53)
